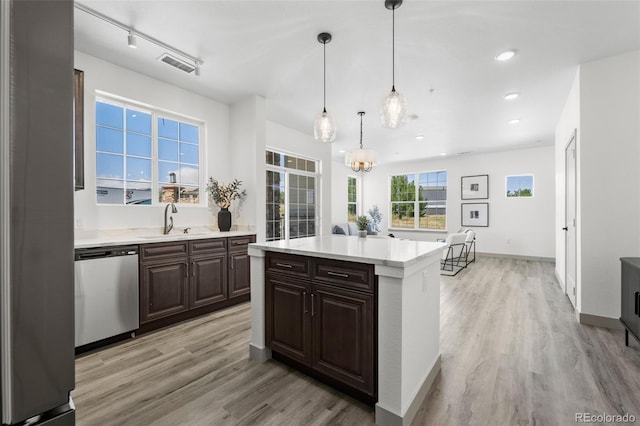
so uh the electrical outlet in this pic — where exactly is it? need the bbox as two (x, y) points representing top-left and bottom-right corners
(75, 216), (84, 228)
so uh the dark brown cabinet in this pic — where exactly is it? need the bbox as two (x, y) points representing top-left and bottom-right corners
(140, 259), (189, 323)
(228, 235), (255, 298)
(139, 234), (255, 331)
(265, 252), (376, 404)
(190, 253), (227, 308)
(621, 258), (640, 346)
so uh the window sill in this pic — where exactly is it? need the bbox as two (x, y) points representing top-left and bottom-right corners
(388, 228), (448, 234)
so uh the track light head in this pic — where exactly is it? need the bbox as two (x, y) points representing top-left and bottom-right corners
(128, 31), (137, 48)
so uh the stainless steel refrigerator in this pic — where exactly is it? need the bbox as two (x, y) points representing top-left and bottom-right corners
(1, 1), (75, 424)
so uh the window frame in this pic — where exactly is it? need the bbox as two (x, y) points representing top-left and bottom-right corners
(505, 174), (535, 198)
(265, 148), (321, 242)
(389, 170), (448, 231)
(94, 94), (206, 207)
(347, 175), (361, 222)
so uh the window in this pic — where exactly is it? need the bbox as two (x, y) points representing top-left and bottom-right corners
(390, 171), (447, 230)
(347, 176), (358, 221)
(506, 175), (534, 197)
(266, 150), (319, 241)
(95, 98), (202, 205)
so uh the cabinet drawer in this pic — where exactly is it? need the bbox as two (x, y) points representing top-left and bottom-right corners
(267, 252), (310, 277)
(228, 235), (256, 252)
(190, 238), (227, 255)
(314, 259), (374, 293)
(140, 242), (188, 261)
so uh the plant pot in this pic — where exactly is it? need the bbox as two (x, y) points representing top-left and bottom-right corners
(358, 230), (367, 238)
(218, 207), (232, 232)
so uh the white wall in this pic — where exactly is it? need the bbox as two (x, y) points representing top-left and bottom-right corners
(578, 50), (640, 319)
(229, 96), (265, 234)
(554, 69), (580, 302)
(266, 120), (333, 239)
(338, 145), (555, 258)
(74, 51), (230, 230)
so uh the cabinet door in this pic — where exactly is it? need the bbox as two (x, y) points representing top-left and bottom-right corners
(621, 260), (640, 335)
(190, 253), (228, 309)
(229, 252), (251, 298)
(266, 273), (312, 365)
(140, 260), (189, 324)
(312, 283), (375, 396)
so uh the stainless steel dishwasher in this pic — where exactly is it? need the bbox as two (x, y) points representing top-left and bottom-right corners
(74, 245), (139, 347)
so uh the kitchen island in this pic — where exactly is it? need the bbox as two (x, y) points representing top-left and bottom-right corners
(248, 235), (442, 426)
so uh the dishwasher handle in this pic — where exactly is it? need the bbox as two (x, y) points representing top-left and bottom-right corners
(75, 245), (138, 261)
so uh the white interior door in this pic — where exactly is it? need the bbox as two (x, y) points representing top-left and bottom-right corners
(565, 130), (577, 308)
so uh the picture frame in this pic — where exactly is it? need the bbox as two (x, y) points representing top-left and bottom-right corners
(461, 203), (489, 227)
(74, 68), (84, 191)
(461, 174), (488, 199)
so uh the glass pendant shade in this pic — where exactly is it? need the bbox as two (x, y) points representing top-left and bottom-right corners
(347, 149), (377, 172)
(314, 109), (337, 143)
(381, 88), (408, 128)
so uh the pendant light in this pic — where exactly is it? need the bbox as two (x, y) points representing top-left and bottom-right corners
(381, 0), (408, 129)
(314, 32), (337, 143)
(347, 112), (377, 172)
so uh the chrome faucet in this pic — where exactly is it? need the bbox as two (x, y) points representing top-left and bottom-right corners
(163, 203), (178, 234)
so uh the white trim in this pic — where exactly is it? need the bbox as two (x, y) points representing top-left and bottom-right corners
(0, 0), (12, 420)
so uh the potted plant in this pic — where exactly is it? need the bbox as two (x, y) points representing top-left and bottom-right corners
(356, 215), (370, 238)
(367, 204), (382, 235)
(206, 178), (247, 231)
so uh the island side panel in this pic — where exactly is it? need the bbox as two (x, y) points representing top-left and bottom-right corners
(375, 252), (441, 425)
(248, 246), (271, 362)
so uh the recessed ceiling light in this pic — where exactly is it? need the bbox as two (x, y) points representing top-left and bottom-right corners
(407, 114), (419, 121)
(504, 92), (519, 100)
(338, 149), (346, 153)
(439, 153), (447, 156)
(393, 152), (399, 155)
(509, 118), (520, 124)
(416, 134), (425, 140)
(495, 50), (517, 61)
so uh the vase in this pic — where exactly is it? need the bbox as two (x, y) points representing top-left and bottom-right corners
(358, 230), (367, 238)
(218, 207), (232, 232)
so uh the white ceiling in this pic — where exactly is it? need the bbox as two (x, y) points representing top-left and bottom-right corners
(74, 1), (640, 164)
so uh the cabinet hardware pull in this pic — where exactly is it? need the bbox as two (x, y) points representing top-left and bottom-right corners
(276, 263), (293, 268)
(185, 263), (188, 278)
(235, 240), (248, 245)
(303, 291), (307, 313)
(231, 257), (235, 269)
(192, 262), (195, 276)
(636, 292), (640, 316)
(311, 293), (315, 316)
(327, 271), (349, 278)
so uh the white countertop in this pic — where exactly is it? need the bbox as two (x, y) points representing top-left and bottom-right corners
(249, 235), (443, 268)
(75, 226), (255, 249)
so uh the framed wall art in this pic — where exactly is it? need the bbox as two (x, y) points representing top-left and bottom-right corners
(461, 174), (488, 199)
(461, 202), (489, 227)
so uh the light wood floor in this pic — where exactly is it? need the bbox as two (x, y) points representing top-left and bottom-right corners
(73, 257), (640, 425)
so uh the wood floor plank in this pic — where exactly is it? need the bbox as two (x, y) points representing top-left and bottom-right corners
(73, 257), (640, 425)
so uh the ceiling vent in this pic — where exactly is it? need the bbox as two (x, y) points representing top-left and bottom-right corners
(158, 53), (195, 74)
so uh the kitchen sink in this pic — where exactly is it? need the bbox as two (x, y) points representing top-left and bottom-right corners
(137, 233), (207, 239)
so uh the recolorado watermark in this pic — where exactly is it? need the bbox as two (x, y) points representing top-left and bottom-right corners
(575, 412), (636, 423)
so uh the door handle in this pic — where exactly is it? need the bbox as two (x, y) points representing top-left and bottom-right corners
(311, 293), (315, 317)
(303, 291), (307, 313)
(562, 227), (568, 231)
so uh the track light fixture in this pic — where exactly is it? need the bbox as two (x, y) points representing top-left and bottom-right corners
(75, 3), (204, 75)
(127, 31), (137, 48)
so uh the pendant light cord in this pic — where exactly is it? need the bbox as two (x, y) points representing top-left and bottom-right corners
(359, 113), (364, 149)
(392, 6), (395, 89)
(323, 40), (327, 112)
